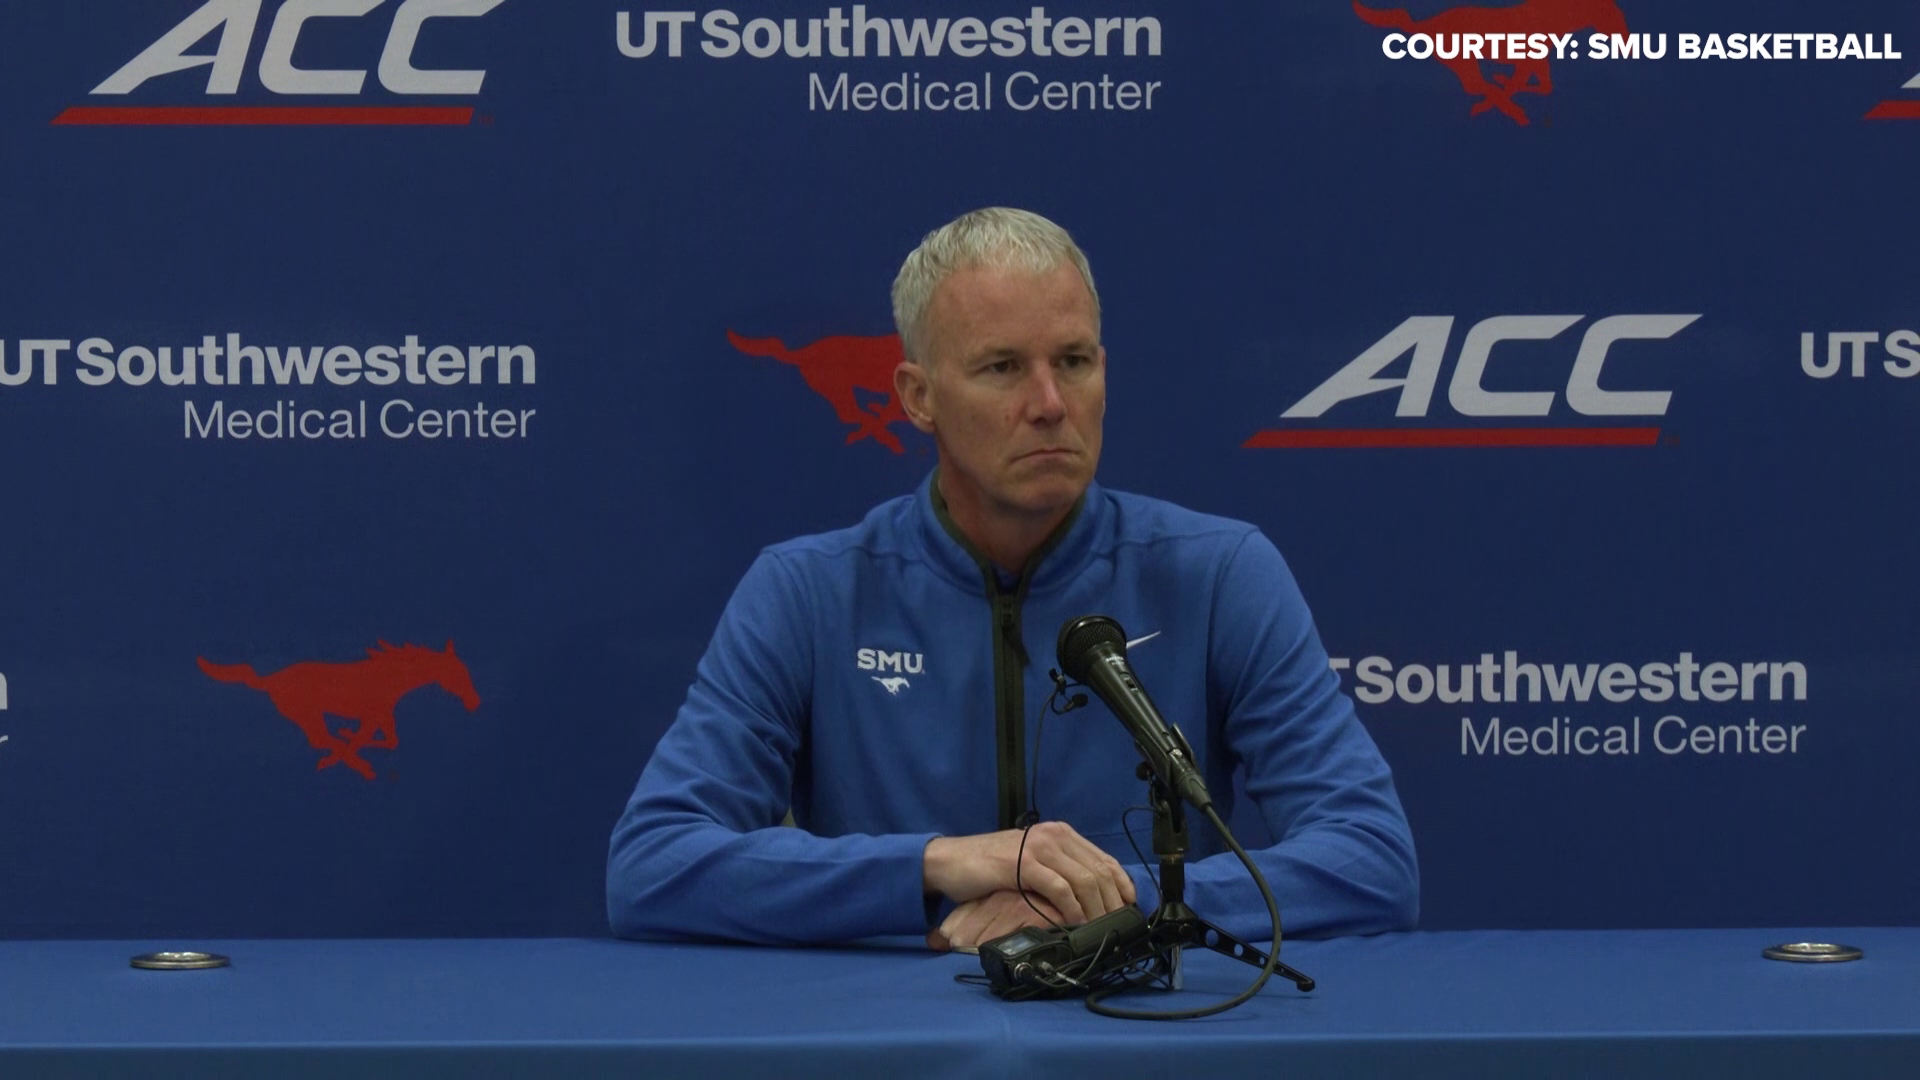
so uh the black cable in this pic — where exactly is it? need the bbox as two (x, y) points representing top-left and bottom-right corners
(1083, 803), (1284, 1021)
(1012, 822), (1062, 931)
(1119, 805), (1162, 908)
(1013, 680), (1067, 932)
(1064, 950), (1168, 998)
(1074, 925), (1121, 985)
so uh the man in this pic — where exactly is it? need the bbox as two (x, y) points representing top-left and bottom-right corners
(608, 208), (1417, 950)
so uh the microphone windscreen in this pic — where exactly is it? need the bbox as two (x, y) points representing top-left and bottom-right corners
(1057, 615), (1126, 683)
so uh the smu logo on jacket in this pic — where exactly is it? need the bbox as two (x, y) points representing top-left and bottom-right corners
(199, 640), (479, 779)
(54, 0), (508, 127)
(857, 647), (924, 694)
(728, 329), (913, 452)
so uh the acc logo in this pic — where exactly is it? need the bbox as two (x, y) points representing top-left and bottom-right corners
(729, 329), (912, 453)
(1356, 0), (1628, 124)
(55, 0), (506, 126)
(1246, 313), (1699, 448)
(199, 640), (480, 779)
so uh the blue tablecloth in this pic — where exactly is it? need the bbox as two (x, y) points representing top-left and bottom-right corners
(2, 929), (1915, 1078)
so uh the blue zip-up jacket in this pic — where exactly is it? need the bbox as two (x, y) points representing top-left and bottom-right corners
(608, 477), (1418, 944)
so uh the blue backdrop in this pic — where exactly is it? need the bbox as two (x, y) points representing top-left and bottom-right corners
(1, 0), (1915, 936)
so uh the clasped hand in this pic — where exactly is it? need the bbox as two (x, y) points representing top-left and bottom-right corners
(922, 822), (1136, 951)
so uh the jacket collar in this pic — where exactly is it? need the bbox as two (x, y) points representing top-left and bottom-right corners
(914, 468), (1104, 597)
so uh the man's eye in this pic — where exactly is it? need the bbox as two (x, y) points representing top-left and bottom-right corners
(985, 359), (1018, 375)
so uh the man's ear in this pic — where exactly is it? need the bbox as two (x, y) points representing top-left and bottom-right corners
(895, 361), (937, 433)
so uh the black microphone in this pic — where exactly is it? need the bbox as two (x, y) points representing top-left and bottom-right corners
(1056, 615), (1213, 810)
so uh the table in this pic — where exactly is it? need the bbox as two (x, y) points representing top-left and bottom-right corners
(3, 929), (1915, 1078)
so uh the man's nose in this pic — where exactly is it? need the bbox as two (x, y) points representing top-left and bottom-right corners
(1025, 365), (1068, 422)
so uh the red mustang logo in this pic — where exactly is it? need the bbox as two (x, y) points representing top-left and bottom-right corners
(199, 641), (479, 780)
(1355, 0), (1629, 124)
(728, 329), (910, 453)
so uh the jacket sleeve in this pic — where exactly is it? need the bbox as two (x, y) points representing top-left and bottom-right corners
(1135, 530), (1419, 940)
(606, 550), (938, 944)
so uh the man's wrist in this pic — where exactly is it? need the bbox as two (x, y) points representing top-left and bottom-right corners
(922, 835), (952, 897)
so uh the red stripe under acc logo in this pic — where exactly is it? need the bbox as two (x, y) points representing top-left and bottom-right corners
(1864, 101), (1920, 120)
(1243, 427), (1662, 449)
(51, 106), (475, 126)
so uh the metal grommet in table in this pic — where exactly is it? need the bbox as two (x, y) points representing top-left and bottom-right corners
(131, 951), (231, 970)
(1762, 943), (1863, 963)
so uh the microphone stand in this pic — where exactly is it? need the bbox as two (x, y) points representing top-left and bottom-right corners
(1014, 663), (1312, 1008)
(1135, 763), (1315, 994)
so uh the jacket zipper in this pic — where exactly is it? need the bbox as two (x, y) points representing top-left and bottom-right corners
(924, 472), (1080, 833)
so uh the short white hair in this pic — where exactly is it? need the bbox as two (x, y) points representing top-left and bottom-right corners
(890, 207), (1100, 365)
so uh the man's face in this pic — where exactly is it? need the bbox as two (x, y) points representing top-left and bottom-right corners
(898, 260), (1106, 523)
